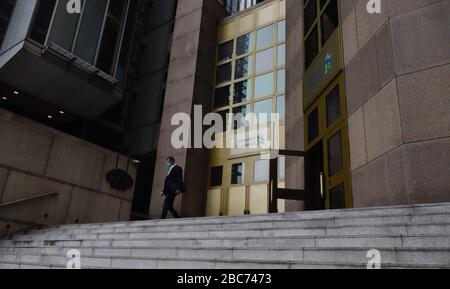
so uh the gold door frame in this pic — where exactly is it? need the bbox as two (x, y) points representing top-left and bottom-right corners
(304, 72), (352, 209)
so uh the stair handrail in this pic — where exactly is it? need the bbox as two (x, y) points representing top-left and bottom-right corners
(0, 192), (59, 209)
(0, 192), (59, 231)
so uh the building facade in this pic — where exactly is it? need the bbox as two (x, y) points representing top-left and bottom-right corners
(0, 0), (449, 228)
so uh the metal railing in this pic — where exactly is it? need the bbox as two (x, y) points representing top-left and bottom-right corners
(0, 192), (59, 227)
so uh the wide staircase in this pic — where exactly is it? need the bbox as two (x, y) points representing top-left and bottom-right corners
(1, 203), (450, 269)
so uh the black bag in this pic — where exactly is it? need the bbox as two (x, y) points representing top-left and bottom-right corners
(181, 182), (187, 193)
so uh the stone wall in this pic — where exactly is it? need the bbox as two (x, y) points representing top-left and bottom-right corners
(0, 108), (137, 235)
(285, 0), (306, 212)
(342, 0), (450, 207)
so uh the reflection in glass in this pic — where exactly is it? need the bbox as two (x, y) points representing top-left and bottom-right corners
(232, 105), (250, 129)
(278, 20), (286, 43)
(218, 40), (234, 61)
(277, 44), (286, 66)
(328, 131), (343, 177)
(216, 63), (232, 84)
(254, 159), (270, 182)
(96, 0), (127, 74)
(28, 0), (57, 45)
(330, 183), (345, 209)
(236, 33), (253, 56)
(256, 25), (274, 49)
(254, 99), (273, 124)
(305, 25), (318, 69)
(254, 73), (273, 99)
(255, 48), (274, 73)
(210, 166), (223, 187)
(234, 80), (251, 104)
(278, 156), (286, 180)
(48, 0), (84, 51)
(235, 56), (253, 79)
(218, 109), (229, 132)
(74, 0), (108, 64)
(277, 69), (285, 93)
(308, 107), (319, 143)
(304, 0), (317, 35)
(231, 163), (245, 184)
(326, 85), (341, 127)
(321, 0), (339, 46)
(214, 86), (231, 109)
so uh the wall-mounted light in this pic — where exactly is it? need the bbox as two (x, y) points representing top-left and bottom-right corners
(47, 115), (53, 119)
(1, 97), (7, 100)
(13, 91), (19, 95)
(59, 110), (65, 114)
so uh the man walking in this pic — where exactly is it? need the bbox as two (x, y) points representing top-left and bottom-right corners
(160, 156), (183, 219)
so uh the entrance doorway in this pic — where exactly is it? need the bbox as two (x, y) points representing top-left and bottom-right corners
(304, 73), (352, 210)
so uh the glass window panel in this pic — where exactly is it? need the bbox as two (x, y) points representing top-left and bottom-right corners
(277, 69), (285, 93)
(278, 156), (286, 180)
(231, 163), (245, 185)
(210, 166), (223, 187)
(254, 159), (270, 182)
(214, 86), (231, 109)
(328, 131), (343, 177)
(305, 25), (318, 69)
(28, 0), (57, 45)
(278, 20), (286, 43)
(321, 0), (338, 46)
(116, 0), (139, 85)
(235, 56), (253, 79)
(256, 25), (274, 49)
(277, 95), (285, 121)
(216, 62), (232, 84)
(218, 109), (229, 132)
(320, 0), (328, 10)
(304, 0), (317, 35)
(236, 33), (253, 56)
(308, 107), (319, 143)
(330, 183), (345, 209)
(326, 85), (341, 127)
(232, 105), (250, 129)
(255, 48), (274, 73)
(95, 0), (127, 74)
(218, 40), (233, 62)
(48, 0), (84, 51)
(254, 99), (273, 125)
(234, 80), (251, 104)
(277, 44), (286, 66)
(254, 72), (274, 99)
(74, 0), (108, 64)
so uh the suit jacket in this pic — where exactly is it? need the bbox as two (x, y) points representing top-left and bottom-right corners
(163, 165), (183, 196)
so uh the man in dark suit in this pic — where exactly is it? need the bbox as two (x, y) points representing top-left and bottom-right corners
(160, 156), (182, 219)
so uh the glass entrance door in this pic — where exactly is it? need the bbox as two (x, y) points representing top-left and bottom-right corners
(305, 73), (352, 210)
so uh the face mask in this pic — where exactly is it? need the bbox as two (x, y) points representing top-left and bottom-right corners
(167, 162), (172, 169)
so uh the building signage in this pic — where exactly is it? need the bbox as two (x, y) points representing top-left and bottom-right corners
(303, 30), (342, 111)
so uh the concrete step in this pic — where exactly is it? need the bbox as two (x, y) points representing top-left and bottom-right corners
(1, 247), (449, 269)
(2, 203), (450, 269)
(1, 234), (449, 250)
(17, 212), (450, 237)
(43, 202), (450, 231)
(41, 202), (450, 232)
(7, 223), (450, 242)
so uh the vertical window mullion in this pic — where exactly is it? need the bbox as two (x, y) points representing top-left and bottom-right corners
(94, 0), (110, 66)
(43, 0), (59, 46)
(71, 0), (86, 53)
(112, 0), (130, 78)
